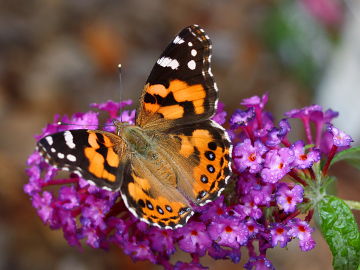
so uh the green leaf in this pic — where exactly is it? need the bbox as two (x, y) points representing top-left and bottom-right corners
(331, 146), (360, 171)
(316, 195), (360, 270)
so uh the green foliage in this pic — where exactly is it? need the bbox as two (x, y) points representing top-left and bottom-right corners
(316, 196), (360, 270)
(331, 146), (360, 171)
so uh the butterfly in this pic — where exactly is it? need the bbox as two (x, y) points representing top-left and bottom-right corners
(37, 25), (232, 229)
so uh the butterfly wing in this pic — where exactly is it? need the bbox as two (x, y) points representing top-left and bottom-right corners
(136, 24), (218, 129)
(37, 129), (125, 191)
(120, 159), (193, 229)
(166, 120), (232, 206)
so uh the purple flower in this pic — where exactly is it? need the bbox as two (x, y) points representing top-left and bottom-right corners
(208, 217), (249, 248)
(81, 195), (112, 230)
(245, 219), (263, 238)
(174, 262), (208, 270)
(291, 141), (320, 169)
(237, 174), (274, 207)
(327, 124), (353, 147)
(234, 139), (267, 173)
(58, 186), (79, 210)
(285, 104), (323, 119)
(276, 184), (304, 213)
(175, 222), (212, 256)
(149, 228), (175, 255)
(230, 107), (255, 129)
(212, 101), (227, 125)
(234, 199), (263, 220)
(261, 148), (295, 183)
(288, 219), (316, 251)
(123, 239), (156, 263)
(32, 191), (54, 224)
(266, 119), (291, 147)
(270, 224), (290, 248)
(199, 196), (228, 223)
(241, 93), (268, 110)
(91, 99), (132, 119)
(208, 243), (241, 263)
(245, 256), (275, 270)
(310, 108), (339, 124)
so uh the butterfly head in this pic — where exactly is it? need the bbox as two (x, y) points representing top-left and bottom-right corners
(113, 119), (131, 136)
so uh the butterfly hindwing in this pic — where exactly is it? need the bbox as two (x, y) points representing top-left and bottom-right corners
(120, 160), (193, 229)
(37, 129), (125, 191)
(137, 25), (218, 128)
(167, 120), (232, 206)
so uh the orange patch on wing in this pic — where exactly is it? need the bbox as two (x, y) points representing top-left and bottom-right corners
(103, 134), (114, 147)
(158, 104), (184, 119)
(171, 80), (206, 102)
(193, 99), (205, 114)
(84, 144), (116, 182)
(101, 169), (116, 182)
(106, 147), (120, 167)
(147, 84), (170, 97)
(88, 132), (100, 148)
(178, 135), (194, 158)
(132, 173), (151, 191)
(144, 102), (160, 113)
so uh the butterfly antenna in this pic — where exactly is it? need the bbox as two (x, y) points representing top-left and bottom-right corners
(118, 64), (123, 122)
(56, 121), (113, 129)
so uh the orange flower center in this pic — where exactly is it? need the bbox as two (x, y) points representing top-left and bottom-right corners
(286, 196), (293, 204)
(225, 226), (233, 233)
(248, 153), (256, 162)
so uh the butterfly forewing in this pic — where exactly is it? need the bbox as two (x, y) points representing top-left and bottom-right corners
(37, 130), (125, 190)
(136, 25), (218, 129)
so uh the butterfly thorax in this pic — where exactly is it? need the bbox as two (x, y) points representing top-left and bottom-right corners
(116, 124), (150, 155)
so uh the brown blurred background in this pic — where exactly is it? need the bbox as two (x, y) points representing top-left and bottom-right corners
(0, 0), (359, 269)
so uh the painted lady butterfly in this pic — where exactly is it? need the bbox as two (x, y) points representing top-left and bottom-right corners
(37, 25), (232, 229)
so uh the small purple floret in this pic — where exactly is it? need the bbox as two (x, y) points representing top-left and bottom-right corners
(261, 148), (295, 183)
(276, 184), (304, 213)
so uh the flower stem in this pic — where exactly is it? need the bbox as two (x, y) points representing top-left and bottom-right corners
(302, 117), (313, 145)
(344, 200), (360, 211)
(288, 170), (307, 186)
(41, 178), (78, 187)
(281, 210), (300, 224)
(305, 209), (314, 222)
(322, 145), (338, 176)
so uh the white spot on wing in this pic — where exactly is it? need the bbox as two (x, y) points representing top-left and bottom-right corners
(208, 67), (213, 77)
(45, 136), (53, 146)
(191, 49), (197, 56)
(173, 35), (184, 44)
(188, 42), (193, 47)
(157, 57), (179, 70)
(64, 131), (76, 149)
(187, 60), (196, 70)
(51, 148), (56, 153)
(57, 153), (64, 159)
(67, 154), (76, 162)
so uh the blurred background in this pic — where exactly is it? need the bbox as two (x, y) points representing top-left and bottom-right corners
(0, 0), (359, 269)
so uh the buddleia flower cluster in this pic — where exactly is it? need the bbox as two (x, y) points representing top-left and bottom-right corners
(25, 94), (355, 269)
